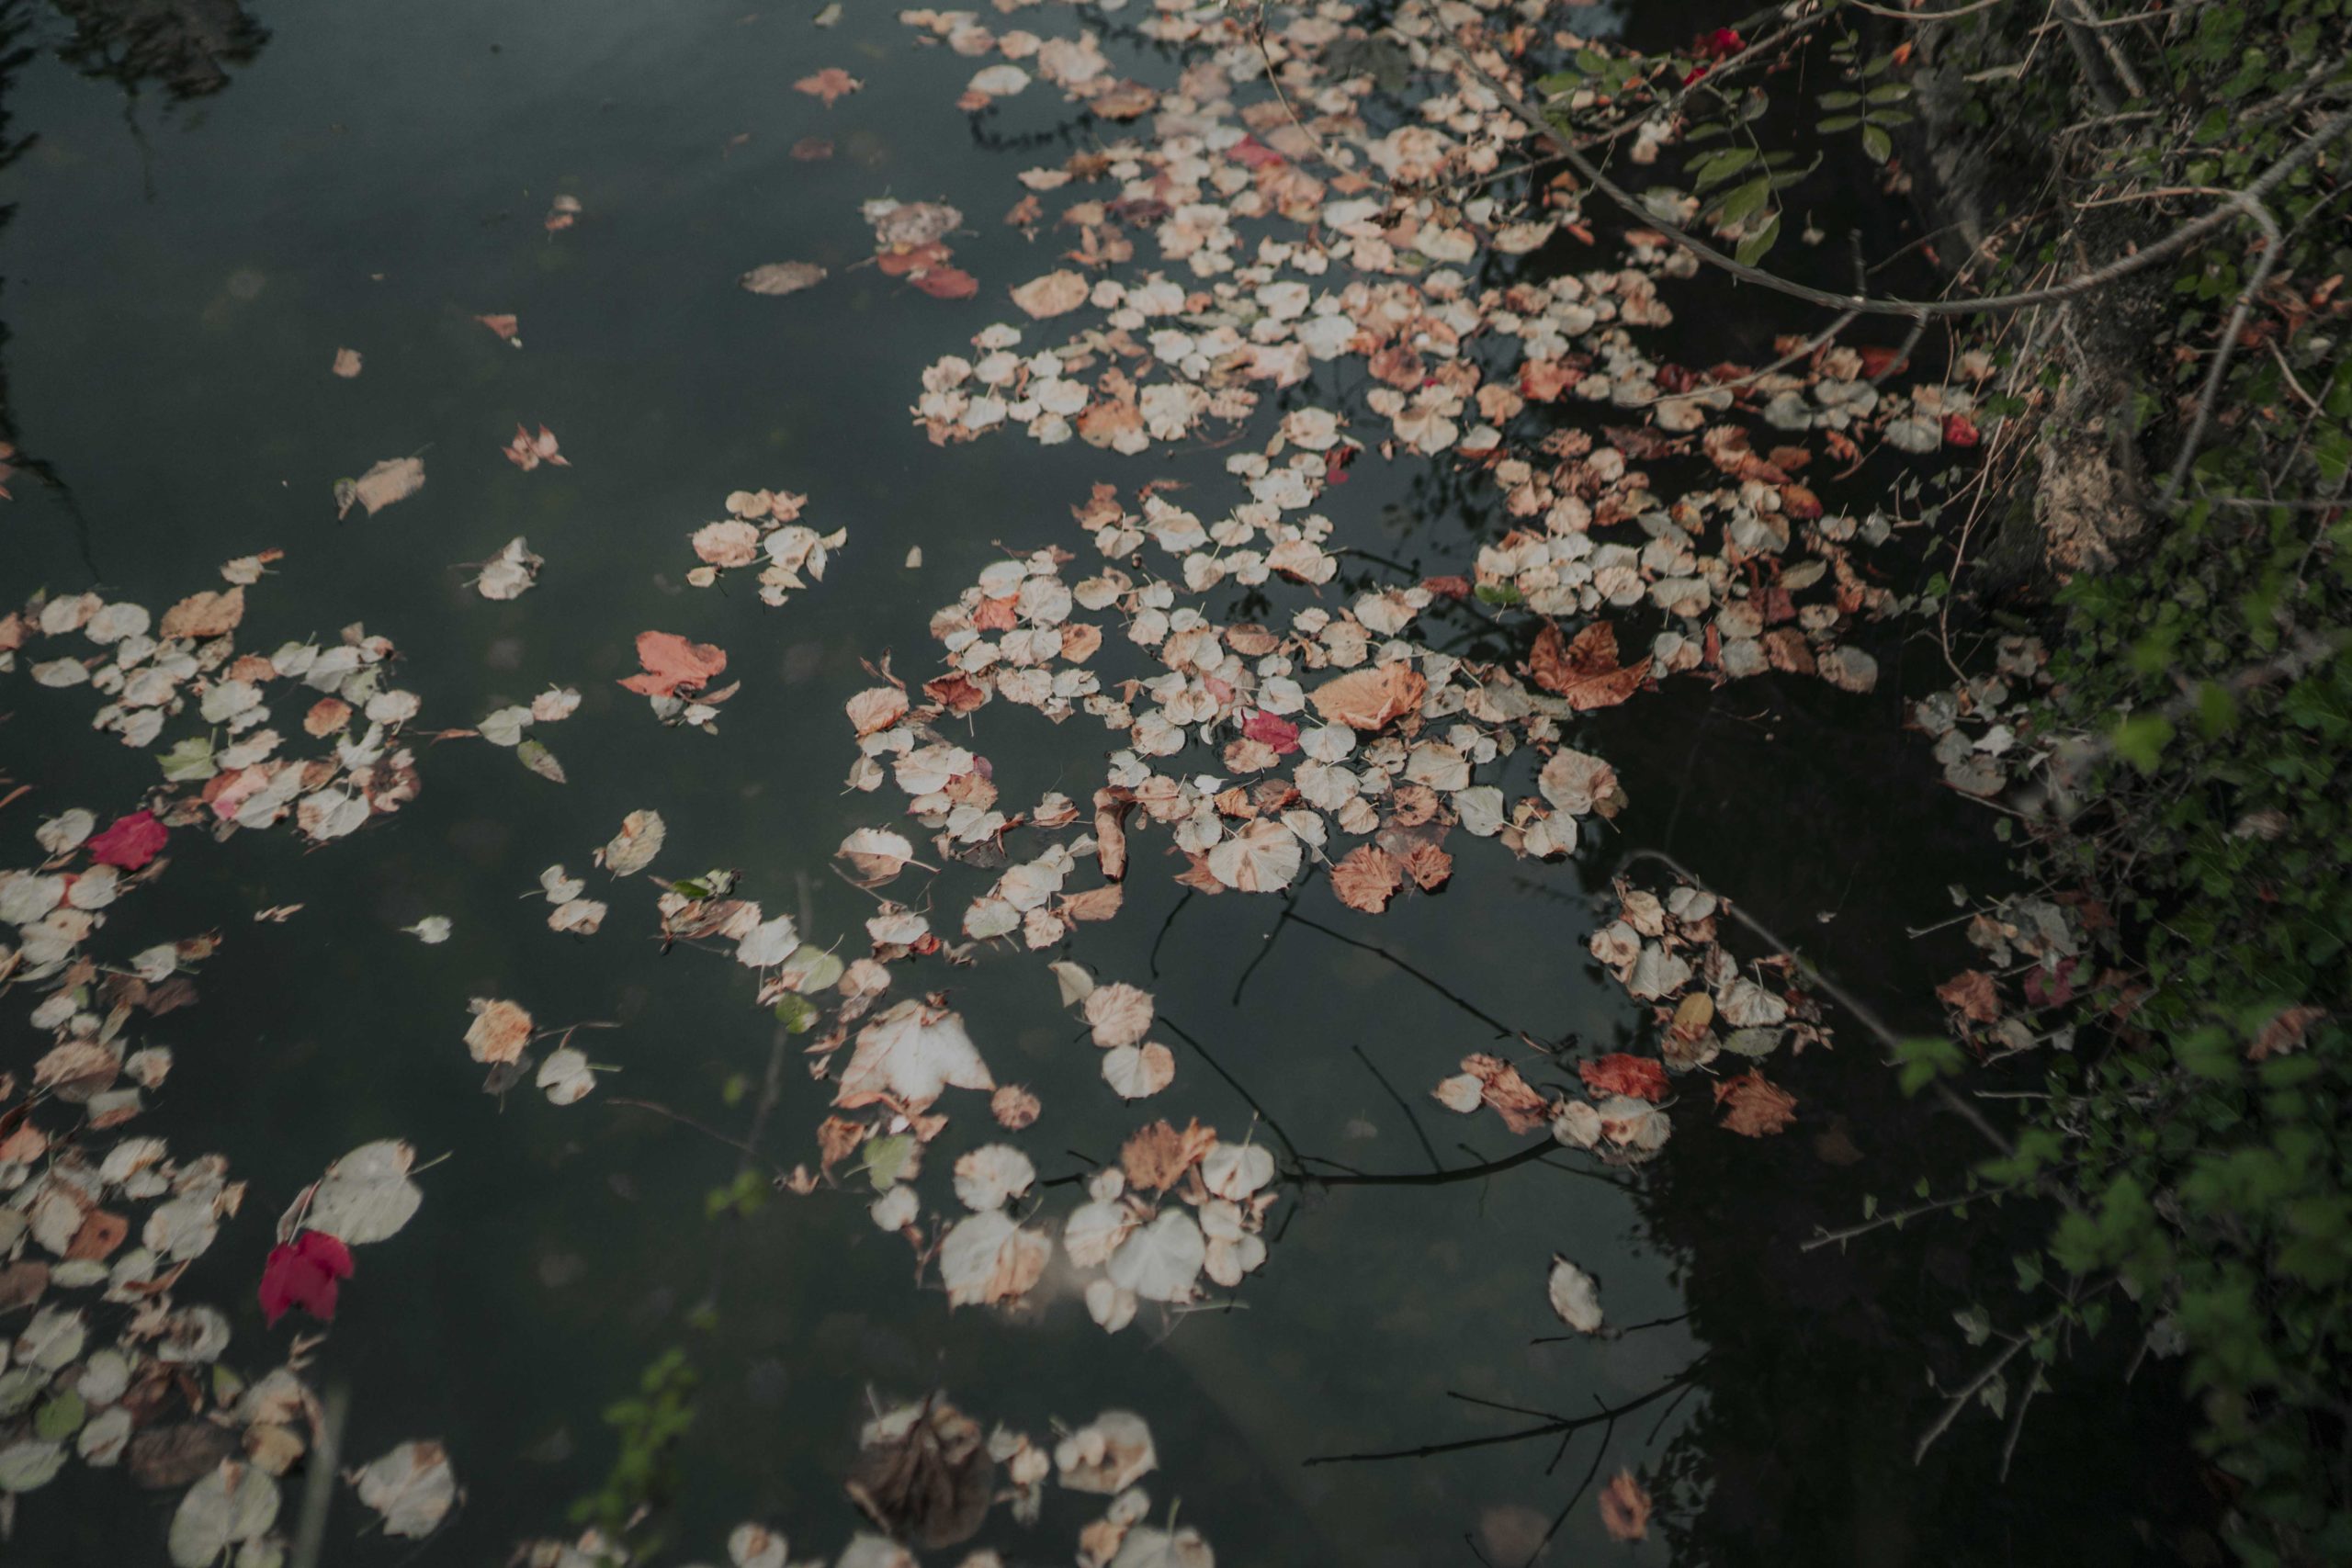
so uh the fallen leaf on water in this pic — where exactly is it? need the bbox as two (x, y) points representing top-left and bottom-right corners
(352, 1441), (458, 1538)
(299, 1141), (424, 1245)
(472, 312), (520, 344)
(1054, 1410), (1157, 1494)
(619, 631), (729, 697)
(1329, 844), (1403, 912)
(1715, 1069), (1797, 1136)
(1546, 1256), (1603, 1334)
(160, 587), (245, 640)
(839, 827), (919, 886)
(936, 1211), (1047, 1307)
(1308, 662), (1426, 730)
(337, 457), (425, 520)
(459, 995), (535, 1069)
(475, 536), (543, 600)
(1119, 1118), (1215, 1192)
(910, 267), (978, 299)
(1599, 1468), (1652, 1541)
(990, 1085), (1040, 1129)
(1578, 1053), (1668, 1103)
(1529, 621), (1649, 710)
(331, 347), (362, 378)
(836, 999), (993, 1111)
(795, 67), (862, 105)
(845, 1398), (993, 1549)
(88, 810), (168, 870)
(537, 1048), (595, 1104)
(544, 194), (581, 232)
(503, 423), (569, 471)
(741, 262), (828, 297)
(168, 1461), (279, 1568)
(257, 1229), (352, 1327)
(597, 810), (666, 876)
(1010, 270), (1089, 319)
(403, 917), (451, 944)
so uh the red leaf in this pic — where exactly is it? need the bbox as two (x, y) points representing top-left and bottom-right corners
(258, 1229), (353, 1327)
(1240, 710), (1301, 754)
(619, 631), (729, 697)
(87, 810), (167, 870)
(1579, 1053), (1668, 1102)
(1942, 413), (1981, 447)
(910, 266), (979, 299)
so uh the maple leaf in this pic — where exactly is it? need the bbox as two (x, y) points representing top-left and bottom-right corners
(88, 810), (168, 869)
(1599, 1468), (1653, 1541)
(1715, 1069), (1797, 1136)
(1579, 1053), (1668, 1102)
(1528, 621), (1650, 710)
(795, 67), (863, 106)
(619, 630), (729, 697)
(258, 1229), (353, 1327)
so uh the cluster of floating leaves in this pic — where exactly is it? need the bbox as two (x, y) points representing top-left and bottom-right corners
(0, 574), (453, 1550)
(517, 1397), (1209, 1568)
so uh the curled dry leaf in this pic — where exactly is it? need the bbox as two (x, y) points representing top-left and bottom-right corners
(1715, 1069), (1796, 1136)
(1546, 1256), (1603, 1334)
(1599, 1468), (1653, 1541)
(1529, 621), (1650, 711)
(337, 457), (424, 520)
(351, 1440), (457, 1538)
(741, 262), (828, 297)
(845, 1398), (993, 1550)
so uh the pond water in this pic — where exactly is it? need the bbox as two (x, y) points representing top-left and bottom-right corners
(0, 2), (2211, 1565)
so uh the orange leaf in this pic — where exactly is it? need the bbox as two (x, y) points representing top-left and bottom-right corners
(1599, 1469), (1653, 1541)
(1528, 621), (1649, 710)
(1715, 1069), (1796, 1136)
(1308, 663), (1427, 730)
(619, 631), (729, 698)
(794, 67), (863, 106)
(1329, 845), (1404, 913)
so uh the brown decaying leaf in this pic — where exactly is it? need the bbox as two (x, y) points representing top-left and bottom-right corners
(1599, 1468), (1653, 1541)
(1715, 1069), (1797, 1136)
(844, 1397), (995, 1551)
(2250, 1003), (2327, 1061)
(1528, 621), (1650, 710)
(1462, 1053), (1550, 1135)
(1120, 1117), (1216, 1192)
(1935, 969), (2001, 1024)
(160, 587), (245, 640)
(1329, 844), (1403, 912)
(1307, 662), (1426, 730)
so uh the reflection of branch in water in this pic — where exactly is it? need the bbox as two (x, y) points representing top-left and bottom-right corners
(1146, 886), (1194, 978)
(608, 1096), (790, 1180)
(1159, 1014), (1329, 1175)
(1282, 910), (1521, 1039)
(1351, 1042), (1442, 1173)
(1302, 1354), (1706, 1465)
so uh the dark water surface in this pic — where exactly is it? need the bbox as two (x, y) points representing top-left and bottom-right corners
(0, 2), (2205, 1564)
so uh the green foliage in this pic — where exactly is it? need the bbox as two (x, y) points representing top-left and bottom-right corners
(570, 1348), (700, 1558)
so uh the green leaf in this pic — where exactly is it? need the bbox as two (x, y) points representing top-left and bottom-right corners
(1817, 91), (1861, 109)
(865, 1134), (915, 1192)
(1861, 123), (1893, 163)
(158, 735), (218, 783)
(2110, 713), (2177, 773)
(1692, 146), (1758, 193)
(1717, 175), (1772, 229)
(1817, 114), (1861, 133)
(1892, 1033), (1965, 1096)
(772, 993), (819, 1034)
(33, 1392), (85, 1442)
(1735, 212), (1782, 267)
